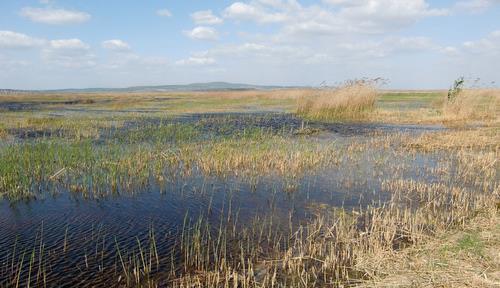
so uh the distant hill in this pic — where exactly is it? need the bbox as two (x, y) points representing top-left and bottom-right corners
(124, 82), (288, 92)
(1, 82), (295, 94)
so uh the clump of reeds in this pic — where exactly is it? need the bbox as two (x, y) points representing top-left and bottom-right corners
(297, 79), (380, 120)
(443, 89), (499, 121)
(443, 78), (499, 122)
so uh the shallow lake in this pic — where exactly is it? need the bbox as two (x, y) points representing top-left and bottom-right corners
(0, 113), (448, 286)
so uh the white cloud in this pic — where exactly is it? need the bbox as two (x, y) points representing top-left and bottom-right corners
(42, 39), (96, 68)
(454, 0), (500, 13)
(101, 53), (169, 70)
(392, 36), (437, 51)
(333, 0), (448, 25)
(176, 56), (216, 66)
(329, 1), (446, 33)
(206, 42), (336, 68)
(137, 56), (169, 66)
(202, 35), (446, 70)
(334, 36), (441, 58)
(440, 46), (460, 56)
(20, 7), (91, 24)
(0, 54), (30, 70)
(257, 0), (302, 9)
(0, 31), (45, 49)
(211, 42), (298, 58)
(184, 26), (219, 41)
(223, 2), (288, 23)
(102, 39), (131, 51)
(191, 10), (223, 25)
(4, 1), (498, 90)
(157, 9), (172, 17)
(281, 19), (340, 37)
(224, 0), (447, 37)
(49, 39), (89, 50)
(461, 30), (500, 55)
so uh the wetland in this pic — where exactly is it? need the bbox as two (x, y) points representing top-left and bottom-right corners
(0, 88), (498, 287)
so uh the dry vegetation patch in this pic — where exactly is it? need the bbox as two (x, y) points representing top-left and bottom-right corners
(357, 209), (500, 288)
(404, 128), (500, 151)
(297, 80), (379, 120)
(192, 138), (339, 178)
(0, 124), (7, 139)
(443, 89), (500, 123)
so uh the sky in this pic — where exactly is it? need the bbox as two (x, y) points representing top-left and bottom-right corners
(0, 0), (499, 90)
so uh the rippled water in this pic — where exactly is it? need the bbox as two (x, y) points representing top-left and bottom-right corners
(0, 114), (445, 287)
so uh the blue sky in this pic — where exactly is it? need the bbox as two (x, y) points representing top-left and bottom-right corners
(0, 0), (499, 89)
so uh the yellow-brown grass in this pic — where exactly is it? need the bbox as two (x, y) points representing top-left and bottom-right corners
(161, 129), (499, 287)
(0, 89), (307, 103)
(443, 89), (500, 122)
(404, 127), (500, 151)
(297, 82), (378, 120)
(358, 207), (500, 287)
(0, 126), (6, 139)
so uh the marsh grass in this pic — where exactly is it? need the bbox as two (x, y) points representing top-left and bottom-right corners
(1, 88), (497, 125)
(443, 89), (500, 122)
(166, 161), (498, 287)
(0, 126), (339, 200)
(0, 123), (7, 139)
(1, 227), (49, 288)
(1, 115), (127, 141)
(1, 129), (498, 286)
(156, 133), (499, 287)
(0, 140), (160, 200)
(359, 208), (499, 287)
(1, 91), (499, 286)
(404, 127), (500, 151)
(114, 229), (160, 287)
(194, 137), (338, 178)
(454, 232), (485, 256)
(297, 80), (378, 120)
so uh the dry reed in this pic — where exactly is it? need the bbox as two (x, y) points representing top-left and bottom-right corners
(297, 80), (378, 120)
(443, 89), (499, 122)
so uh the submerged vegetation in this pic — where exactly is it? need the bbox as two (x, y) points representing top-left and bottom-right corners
(0, 120), (340, 201)
(0, 88), (499, 287)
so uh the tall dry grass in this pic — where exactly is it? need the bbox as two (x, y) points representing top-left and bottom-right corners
(297, 80), (379, 120)
(443, 89), (500, 122)
(0, 124), (6, 139)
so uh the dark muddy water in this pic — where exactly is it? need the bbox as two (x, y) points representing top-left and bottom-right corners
(0, 113), (445, 286)
(7, 112), (444, 141)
